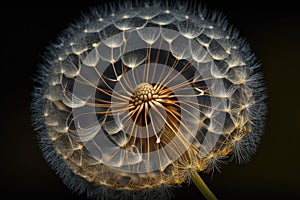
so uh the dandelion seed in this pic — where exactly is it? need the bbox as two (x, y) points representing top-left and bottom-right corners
(32, 1), (267, 200)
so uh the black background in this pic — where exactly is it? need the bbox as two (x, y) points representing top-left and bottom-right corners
(1, 0), (300, 199)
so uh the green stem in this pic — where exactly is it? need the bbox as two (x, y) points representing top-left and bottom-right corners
(191, 169), (218, 200)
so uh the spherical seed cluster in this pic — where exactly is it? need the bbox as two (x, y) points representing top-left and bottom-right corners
(32, 1), (267, 199)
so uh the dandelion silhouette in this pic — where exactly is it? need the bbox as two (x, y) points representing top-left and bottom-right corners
(32, 1), (267, 199)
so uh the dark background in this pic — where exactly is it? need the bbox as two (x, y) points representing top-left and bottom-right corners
(1, 0), (300, 199)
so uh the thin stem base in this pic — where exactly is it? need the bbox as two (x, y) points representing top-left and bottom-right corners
(190, 169), (218, 200)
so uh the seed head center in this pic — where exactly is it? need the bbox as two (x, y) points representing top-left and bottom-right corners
(131, 83), (157, 106)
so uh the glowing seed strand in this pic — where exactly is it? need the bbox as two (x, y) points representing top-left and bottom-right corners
(155, 59), (179, 92)
(121, 63), (134, 91)
(92, 62), (128, 97)
(155, 49), (171, 87)
(144, 101), (150, 161)
(127, 103), (144, 144)
(145, 45), (151, 83)
(151, 100), (199, 144)
(148, 110), (161, 142)
(151, 37), (164, 83)
(77, 74), (128, 101)
(162, 62), (192, 88)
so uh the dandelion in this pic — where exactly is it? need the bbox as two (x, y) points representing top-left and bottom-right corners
(32, 1), (267, 199)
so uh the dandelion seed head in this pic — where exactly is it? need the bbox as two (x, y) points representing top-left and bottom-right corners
(32, 1), (267, 199)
